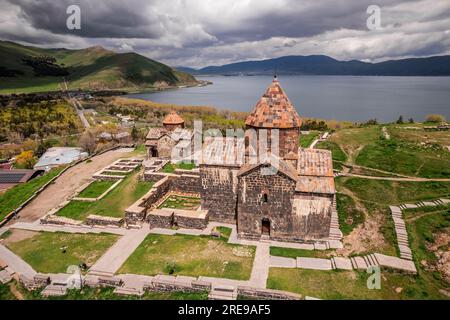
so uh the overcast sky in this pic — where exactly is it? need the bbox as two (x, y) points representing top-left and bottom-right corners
(1, 0), (449, 68)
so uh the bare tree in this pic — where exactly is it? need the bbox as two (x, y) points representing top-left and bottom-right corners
(78, 130), (97, 155)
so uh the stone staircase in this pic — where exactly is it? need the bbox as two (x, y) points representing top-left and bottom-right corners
(349, 254), (379, 270)
(328, 196), (342, 241)
(208, 285), (238, 300)
(389, 206), (413, 260)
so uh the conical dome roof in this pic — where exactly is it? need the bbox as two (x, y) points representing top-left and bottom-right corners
(245, 77), (302, 129)
(163, 111), (184, 125)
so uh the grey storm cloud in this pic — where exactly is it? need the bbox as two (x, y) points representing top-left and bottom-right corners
(9, 0), (164, 38)
(1, 0), (449, 67)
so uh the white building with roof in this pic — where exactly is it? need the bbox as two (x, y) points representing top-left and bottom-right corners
(34, 147), (88, 171)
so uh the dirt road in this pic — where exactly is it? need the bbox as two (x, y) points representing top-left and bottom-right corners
(12, 148), (136, 223)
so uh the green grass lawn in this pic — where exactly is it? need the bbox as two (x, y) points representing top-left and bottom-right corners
(336, 193), (365, 235)
(322, 125), (450, 178)
(0, 167), (65, 222)
(316, 140), (347, 162)
(403, 203), (450, 219)
(0, 281), (207, 300)
(162, 162), (196, 173)
(56, 170), (153, 220)
(5, 231), (119, 273)
(267, 268), (446, 299)
(335, 177), (450, 256)
(299, 131), (320, 148)
(77, 180), (116, 198)
(405, 210), (450, 298)
(355, 138), (450, 178)
(158, 195), (201, 210)
(338, 178), (450, 207)
(118, 233), (255, 280)
(270, 247), (333, 259)
(101, 171), (129, 176)
(268, 191), (450, 299)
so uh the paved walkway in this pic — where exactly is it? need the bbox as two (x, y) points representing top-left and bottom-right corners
(269, 253), (416, 273)
(89, 226), (150, 276)
(14, 149), (134, 223)
(5, 197), (444, 297)
(0, 244), (36, 279)
(249, 242), (270, 288)
(9, 221), (128, 236)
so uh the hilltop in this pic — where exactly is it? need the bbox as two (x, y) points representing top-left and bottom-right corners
(181, 55), (450, 76)
(0, 41), (199, 94)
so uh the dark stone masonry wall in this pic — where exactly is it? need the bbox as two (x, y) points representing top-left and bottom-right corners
(171, 173), (201, 194)
(147, 211), (173, 228)
(237, 166), (297, 239)
(144, 177), (172, 208)
(237, 165), (332, 240)
(199, 165), (240, 223)
(85, 215), (123, 227)
(174, 213), (209, 229)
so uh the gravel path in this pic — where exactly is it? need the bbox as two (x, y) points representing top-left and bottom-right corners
(13, 149), (134, 223)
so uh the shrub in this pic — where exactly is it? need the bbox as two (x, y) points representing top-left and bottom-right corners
(425, 114), (446, 123)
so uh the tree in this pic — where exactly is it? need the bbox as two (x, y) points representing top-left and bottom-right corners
(408, 118), (414, 123)
(131, 126), (139, 142)
(15, 150), (36, 169)
(79, 130), (97, 155)
(365, 119), (378, 125)
(425, 114), (446, 123)
(396, 115), (404, 124)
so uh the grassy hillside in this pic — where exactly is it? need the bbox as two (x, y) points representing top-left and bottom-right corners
(0, 41), (198, 94)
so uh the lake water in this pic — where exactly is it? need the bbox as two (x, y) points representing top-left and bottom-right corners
(126, 75), (450, 122)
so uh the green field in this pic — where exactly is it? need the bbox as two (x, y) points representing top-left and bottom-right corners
(355, 138), (450, 178)
(337, 178), (450, 207)
(316, 140), (347, 162)
(118, 232), (255, 280)
(77, 180), (116, 198)
(335, 177), (450, 256)
(405, 210), (450, 298)
(0, 41), (198, 94)
(270, 247), (332, 259)
(268, 207), (450, 300)
(267, 268), (446, 300)
(0, 167), (65, 222)
(56, 170), (153, 220)
(322, 124), (450, 178)
(336, 193), (365, 235)
(162, 162), (196, 173)
(299, 131), (320, 148)
(5, 231), (118, 273)
(101, 171), (129, 176)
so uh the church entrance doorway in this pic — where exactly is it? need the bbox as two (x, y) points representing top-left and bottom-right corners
(262, 218), (270, 236)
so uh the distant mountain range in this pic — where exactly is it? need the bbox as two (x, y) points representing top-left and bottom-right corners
(177, 55), (450, 76)
(0, 41), (198, 94)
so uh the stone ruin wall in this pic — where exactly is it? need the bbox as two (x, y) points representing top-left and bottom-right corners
(237, 167), (297, 240)
(174, 213), (209, 229)
(127, 170), (202, 225)
(289, 193), (333, 240)
(199, 165), (240, 223)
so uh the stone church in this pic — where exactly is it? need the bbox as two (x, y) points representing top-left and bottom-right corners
(144, 77), (335, 242)
(199, 77), (335, 241)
